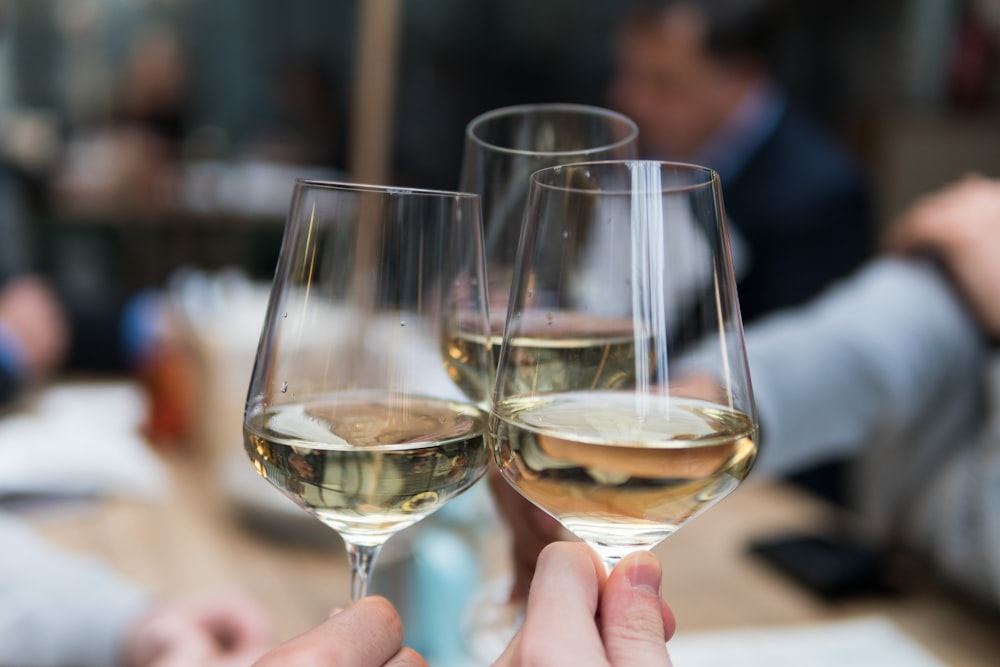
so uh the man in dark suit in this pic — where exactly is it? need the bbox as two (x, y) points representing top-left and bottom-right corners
(610, 0), (872, 322)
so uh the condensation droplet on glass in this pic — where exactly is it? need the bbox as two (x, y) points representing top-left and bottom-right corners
(546, 313), (553, 326)
(400, 320), (406, 327)
(562, 231), (570, 239)
(526, 290), (533, 298)
(283, 312), (287, 319)
(280, 381), (288, 393)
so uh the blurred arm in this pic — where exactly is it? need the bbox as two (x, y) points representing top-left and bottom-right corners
(901, 356), (1000, 607)
(0, 512), (152, 667)
(745, 257), (984, 478)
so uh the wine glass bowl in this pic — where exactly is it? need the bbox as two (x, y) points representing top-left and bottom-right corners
(243, 180), (492, 600)
(460, 103), (639, 322)
(455, 105), (640, 662)
(490, 160), (758, 570)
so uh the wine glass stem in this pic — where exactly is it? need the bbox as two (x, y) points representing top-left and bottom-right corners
(345, 542), (382, 601)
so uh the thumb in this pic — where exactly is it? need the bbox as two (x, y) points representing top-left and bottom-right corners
(599, 551), (674, 666)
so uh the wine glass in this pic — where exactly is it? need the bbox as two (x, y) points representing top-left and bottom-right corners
(244, 180), (492, 601)
(491, 160), (758, 573)
(460, 103), (639, 325)
(455, 104), (639, 659)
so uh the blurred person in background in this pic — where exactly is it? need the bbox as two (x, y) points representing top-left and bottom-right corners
(0, 166), (268, 667)
(114, 26), (190, 151)
(0, 273), (67, 406)
(246, 53), (347, 170)
(0, 160), (195, 441)
(0, 32), (269, 661)
(0, 219), (265, 663)
(493, 175), (1000, 610)
(609, 0), (873, 322)
(0, 513), (270, 666)
(54, 26), (190, 214)
(0, 19), (203, 439)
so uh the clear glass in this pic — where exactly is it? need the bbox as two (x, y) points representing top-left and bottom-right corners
(456, 105), (639, 662)
(460, 103), (639, 326)
(491, 160), (759, 572)
(244, 180), (492, 601)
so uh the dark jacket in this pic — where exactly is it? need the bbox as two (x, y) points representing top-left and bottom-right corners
(722, 108), (873, 322)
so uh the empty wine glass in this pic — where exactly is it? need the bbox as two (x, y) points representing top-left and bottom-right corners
(491, 160), (758, 572)
(244, 180), (492, 601)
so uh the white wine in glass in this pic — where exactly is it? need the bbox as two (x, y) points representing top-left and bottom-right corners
(491, 160), (759, 571)
(244, 180), (492, 601)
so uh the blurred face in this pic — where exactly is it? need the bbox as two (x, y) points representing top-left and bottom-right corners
(609, 8), (754, 161)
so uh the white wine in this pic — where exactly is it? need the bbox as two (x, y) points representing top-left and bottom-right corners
(245, 393), (489, 546)
(443, 311), (648, 401)
(441, 326), (495, 404)
(491, 392), (757, 554)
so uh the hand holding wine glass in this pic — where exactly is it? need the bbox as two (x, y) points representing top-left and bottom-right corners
(243, 180), (492, 601)
(491, 160), (758, 572)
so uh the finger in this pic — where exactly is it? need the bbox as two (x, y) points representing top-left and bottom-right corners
(194, 594), (272, 651)
(382, 647), (430, 667)
(254, 597), (403, 667)
(599, 550), (673, 666)
(496, 542), (609, 666)
(890, 176), (1000, 245)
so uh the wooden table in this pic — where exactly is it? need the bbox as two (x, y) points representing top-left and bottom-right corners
(21, 455), (1000, 666)
(655, 482), (1000, 666)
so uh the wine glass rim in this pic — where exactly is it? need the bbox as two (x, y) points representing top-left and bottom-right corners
(529, 159), (719, 195)
(295, 178), (480, 201)
(465, 103), (639, 157)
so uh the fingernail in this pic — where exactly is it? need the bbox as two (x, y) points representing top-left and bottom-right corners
(625, 551), (662, 597)
(327, 607), (344, 619)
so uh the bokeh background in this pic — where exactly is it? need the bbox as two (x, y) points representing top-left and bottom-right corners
(1, 0), (998, 295)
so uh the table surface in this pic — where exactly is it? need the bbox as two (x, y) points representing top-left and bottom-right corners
(21, 454), (1000, 666)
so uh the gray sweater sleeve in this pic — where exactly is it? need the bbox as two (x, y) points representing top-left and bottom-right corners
(0, 512), (152, 667)
(903, 356), (1000, 606)
(743, 257), (983, 480)
(743, 257), (1000, 604)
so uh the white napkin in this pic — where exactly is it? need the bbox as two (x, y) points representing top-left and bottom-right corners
(0, 382), (167, 499)
(669, 616), (946, 667)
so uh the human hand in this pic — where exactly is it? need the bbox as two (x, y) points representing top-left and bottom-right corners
(122, 592), (270, 667)
(495, 542), (675, 666)
(886, 175), (1000, 336)
(252, 596), (428, 667)
(0, 275), (68, 380)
